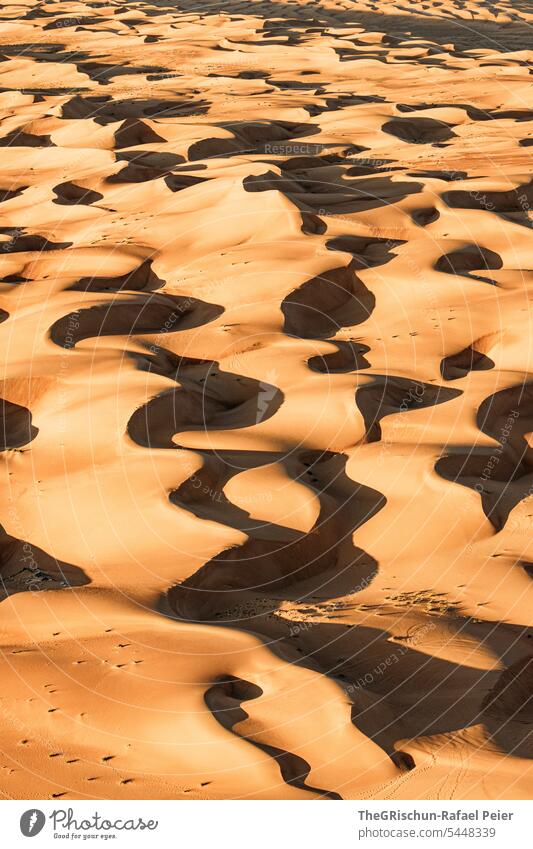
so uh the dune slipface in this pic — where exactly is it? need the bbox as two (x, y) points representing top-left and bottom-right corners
(0, 0), (531, 802)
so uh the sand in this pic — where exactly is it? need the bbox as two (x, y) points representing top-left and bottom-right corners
(0, 0), (531, 800)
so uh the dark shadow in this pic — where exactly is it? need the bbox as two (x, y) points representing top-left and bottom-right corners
(245, 170), (423, 217)
(49, 293), (224, 349)
(260, 612), (532, 760)
(443, 180), (533, 230)
(308, 340), (371, 373)
(53, 181), (103, 206)
(0, 130), (54, 147)
(281, 262), (375, 339)
(440, 345), (495, 381)
(0, 187), (27, 203)
(168, 447), (383, 622)
(382, 116), (456, 144)
(108, 151), (187, 184)
(128, 357), (283, 449)
(69, 259), (165, 293)
(0, 525), (89, 600)
(0, 398), (38, 449)
(356, 376), (462, 443)
(436, 381), (533, 530)
(139, 0), (532, 53)
(0, 229), (71, 253)
(187, 119), (320, 161)
(326, 235), (405, 269)
(411, 206), (440, 226)
(205, 676), (341, 798)
(434, 244), (503, 285)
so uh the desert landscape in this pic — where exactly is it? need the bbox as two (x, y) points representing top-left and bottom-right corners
(0, 0), (531, 800)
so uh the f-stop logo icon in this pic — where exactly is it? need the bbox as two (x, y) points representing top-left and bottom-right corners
(20, 809), (46, 837)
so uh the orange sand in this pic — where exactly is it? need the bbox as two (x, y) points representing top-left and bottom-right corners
(0, 0), (531, 800)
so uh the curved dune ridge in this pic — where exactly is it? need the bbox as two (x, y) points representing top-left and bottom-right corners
(0, 0), (532, 801)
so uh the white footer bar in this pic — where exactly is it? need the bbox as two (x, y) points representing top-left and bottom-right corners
(5, 799), (531, 848)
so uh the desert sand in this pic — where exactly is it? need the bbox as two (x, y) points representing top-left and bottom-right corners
(0, 0), (531, 800)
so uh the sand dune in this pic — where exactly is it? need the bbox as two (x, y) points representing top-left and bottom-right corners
(0, 0), (531, 800)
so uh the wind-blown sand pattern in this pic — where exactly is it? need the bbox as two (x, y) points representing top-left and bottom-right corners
(0, 0), (532, 800)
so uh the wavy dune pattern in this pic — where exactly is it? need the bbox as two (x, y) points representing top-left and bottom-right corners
(0, 0), (532, 800)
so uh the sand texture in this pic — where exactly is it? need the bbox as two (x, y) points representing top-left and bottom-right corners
(0, 0), (532, 800)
